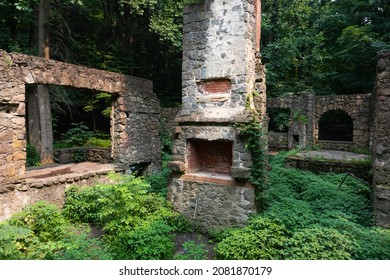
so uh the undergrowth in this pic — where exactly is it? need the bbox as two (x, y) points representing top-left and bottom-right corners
(213, 151), (390, 260)
(4, 151), (390, 260)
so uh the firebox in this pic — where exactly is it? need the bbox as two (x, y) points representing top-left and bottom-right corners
(187, 140), (233, 175)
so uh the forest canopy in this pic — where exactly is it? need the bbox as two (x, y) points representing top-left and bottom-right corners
(1, 0), (389, 101)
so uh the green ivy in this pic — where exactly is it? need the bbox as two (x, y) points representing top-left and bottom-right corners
(237, 117), (268, 210)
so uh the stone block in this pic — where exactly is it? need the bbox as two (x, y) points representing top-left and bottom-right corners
(168, 161), (186, 173)
(231, 167), (251, 179)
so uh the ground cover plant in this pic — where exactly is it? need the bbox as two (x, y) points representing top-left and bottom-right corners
(214, 151), (390, 260)
(0, 173), (191, 260)
(3, 151), (390, 260)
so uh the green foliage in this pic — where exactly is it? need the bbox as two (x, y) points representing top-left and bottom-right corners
(284, 227), (355, 260)
(1, 201), (112, 260)
(62, 174), (178, 259)
(262, 0), (390, 96)
(83, 92), (112, 118)
(26, 143), (40, 167)
(84, 137), (111, 148)
(237, 118), (268, 210)
(213, 152), (384, 260)
(51, 231), (113, 260)
(0, 224), (35, 260)
(59, 122), (94, 148)
(146, 167), (171, 197)
(215, 217), (287, 260)
(267, 108), (291, 132)
(174, 240), (208, 260)
(8, 201), (67, 242)
(110, 220), (174, 260)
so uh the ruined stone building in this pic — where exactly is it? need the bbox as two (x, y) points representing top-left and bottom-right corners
(167, 0), (266, 229)
(1, 0), (389, 229)
(266, 51), (390, 228)
(0, 50), (162, 220)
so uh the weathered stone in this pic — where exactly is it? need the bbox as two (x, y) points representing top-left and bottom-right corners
(231, 167), (251, 179)
(168, 161), (186, 173)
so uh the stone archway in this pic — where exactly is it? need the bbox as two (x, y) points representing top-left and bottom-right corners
(318, 109), (353, 142)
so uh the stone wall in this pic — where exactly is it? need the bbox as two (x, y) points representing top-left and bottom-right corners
(54, 148), (112, 164)
(0, 165), (117, 221)
(0, 51), (27, 191)
(168, 178), (255, 229)
(267, 93), (372, 151)
(0, 50), (161, 193)
(285, 156), (371, 182)
(372, 50), (390, 228)
(314, 94), (372, 151)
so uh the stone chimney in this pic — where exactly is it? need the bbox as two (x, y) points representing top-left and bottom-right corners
(167, 0), (266, 229)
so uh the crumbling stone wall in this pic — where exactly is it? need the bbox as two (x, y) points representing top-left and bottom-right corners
(0, 51), (27, 191)
(314, 94), (371, 151)
(267, 93), (372, 151)
(0, 50), (161, 193)
(372, 50), (390, 228)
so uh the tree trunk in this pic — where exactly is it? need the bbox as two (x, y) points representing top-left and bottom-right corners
(38, 0), (53, 164)
(27, 0), (54, 165)
(27, 88), (41, 150)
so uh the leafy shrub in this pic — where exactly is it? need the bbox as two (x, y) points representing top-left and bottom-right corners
(8, 201), (67, 242)
(1, 202), (113, 260)
(353, 228), (390, 260)
(63, 174), (178, 259)
(174, 240), (208, 260)
(51, 230), (113, 260)
(215, 217), (287, 260)
(146, 167), (171, 196)
(26, 143), (40, 167)
(0, 224), (36, 260)
(109, 221), (174, 260)
(59, 122), (94, 148)
(284, 227), (355, 260)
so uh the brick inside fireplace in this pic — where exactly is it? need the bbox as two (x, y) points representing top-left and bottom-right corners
(187, 139), (233, 175)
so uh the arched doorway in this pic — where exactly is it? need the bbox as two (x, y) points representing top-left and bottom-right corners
(319, 109), (353, 142)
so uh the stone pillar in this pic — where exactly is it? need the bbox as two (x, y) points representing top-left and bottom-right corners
(168, 0), (266, 230)
(0, 51), (26, 193)
(372, 50), (390, 228)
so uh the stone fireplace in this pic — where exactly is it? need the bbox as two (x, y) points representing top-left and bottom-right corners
(167, 0), (266, 229)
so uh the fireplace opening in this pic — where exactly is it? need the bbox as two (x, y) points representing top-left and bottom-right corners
(187, 139), (233, 175)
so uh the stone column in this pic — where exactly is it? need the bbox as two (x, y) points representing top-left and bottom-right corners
(0, 51), (26, 193)
(372, 50), (390, 228)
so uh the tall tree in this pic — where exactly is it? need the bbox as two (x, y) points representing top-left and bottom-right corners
(28, 0), (54, 165)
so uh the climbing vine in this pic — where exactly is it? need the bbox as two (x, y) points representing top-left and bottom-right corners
(238, 116), (268, 211)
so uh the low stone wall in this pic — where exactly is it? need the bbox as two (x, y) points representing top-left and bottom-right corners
(285, 156), (372, 182)
(268, 131), (288, 149)
(317, 141), (355, 152)
(0, 167), (118, 222)
(54, 148), (112, 164)
(168, 176), (256, 230)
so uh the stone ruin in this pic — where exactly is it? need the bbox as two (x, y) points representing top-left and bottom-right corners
(1, 0), (390, 230)
(0, 50), (162, 220)
(266, 51), (390, 228)
(372, 50), (390, 228)
(167, 0), (266, 229)
(267, 93), (372, 151)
